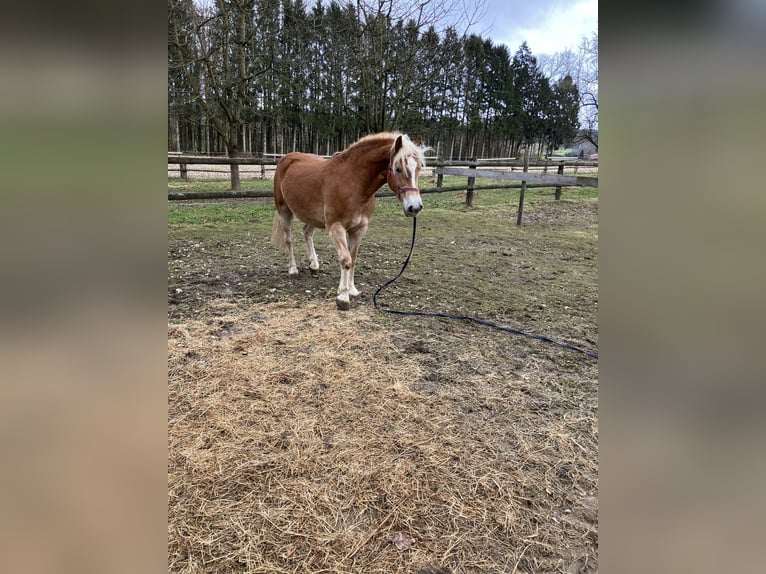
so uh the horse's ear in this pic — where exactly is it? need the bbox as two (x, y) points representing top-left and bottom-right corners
(414, 135), (423, 147)
(393, 135), (403, 153)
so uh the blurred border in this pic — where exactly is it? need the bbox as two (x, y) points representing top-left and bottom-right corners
(2, 1), (765, 572)
(0, 2), (168, 573)
(601, 2), (766, 572)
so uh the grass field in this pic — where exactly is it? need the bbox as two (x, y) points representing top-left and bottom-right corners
(168, 178), (598, 573)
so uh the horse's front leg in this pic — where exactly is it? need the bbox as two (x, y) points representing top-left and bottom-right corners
(303, 223), (320, 277)
(346, 219), (369, 299)
(328, 222), (353, 310)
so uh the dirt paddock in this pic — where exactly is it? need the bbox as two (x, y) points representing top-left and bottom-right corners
(168, 193), (598, 573)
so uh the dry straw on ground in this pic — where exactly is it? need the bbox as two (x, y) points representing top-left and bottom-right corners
(168, 300), (598, 573)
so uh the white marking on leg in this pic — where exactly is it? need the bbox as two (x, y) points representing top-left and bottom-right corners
(347, 218), (368, 298)
(304, 225), (319, 271)
(337, 265), (350, 304)
(329, 223), (353, 308)
(348, 269), (359, 298)
(281, 214), (298, 275)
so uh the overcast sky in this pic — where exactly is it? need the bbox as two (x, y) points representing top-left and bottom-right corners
(467, 0), (598, 56)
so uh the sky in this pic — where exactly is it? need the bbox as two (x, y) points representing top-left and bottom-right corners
(466, 0), (598, 56)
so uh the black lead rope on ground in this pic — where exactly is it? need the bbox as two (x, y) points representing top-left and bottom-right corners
(372, 217), (599, 361)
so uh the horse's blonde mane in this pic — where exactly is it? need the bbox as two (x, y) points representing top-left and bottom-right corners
(355, 131), (428, 168)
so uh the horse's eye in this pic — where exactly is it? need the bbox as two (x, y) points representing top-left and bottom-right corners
(395, 167), (402, 173)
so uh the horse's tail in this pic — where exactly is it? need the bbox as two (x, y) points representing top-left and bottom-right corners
(271, 213), (287, 249)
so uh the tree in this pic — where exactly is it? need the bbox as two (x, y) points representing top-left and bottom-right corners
(577, 32), (598, 149)
(432, 26), (465, 158)
(346, 0), (485, 133)
(538, 31), (598, 150)
(510, 41), (549, 157)
(168, 0), (204, 151)
(168, 0), (586, 161)
(461, 34), (488, 155)
(169, 0), (274, 189)
(545, 75), (580, 155)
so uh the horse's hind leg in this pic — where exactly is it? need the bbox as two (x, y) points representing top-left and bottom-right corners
(303, 224), (320, 277)
(274, 210), (298, 275)
(272, 161), (298, 275)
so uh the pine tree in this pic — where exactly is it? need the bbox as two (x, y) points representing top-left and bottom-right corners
(546, 75), (580, 155)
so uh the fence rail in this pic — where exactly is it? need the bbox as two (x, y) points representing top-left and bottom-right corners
(167, 156), (597, 169)
(436, 167), (598, 188)
(166, 182), (557, 201)
(168, 155), (597, 225)
(168, 156), (278, 165)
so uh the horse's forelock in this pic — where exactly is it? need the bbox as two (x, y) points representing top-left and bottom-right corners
(393, 133), (427, 168)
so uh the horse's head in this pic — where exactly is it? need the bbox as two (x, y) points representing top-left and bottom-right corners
(387, 134), (426, 217)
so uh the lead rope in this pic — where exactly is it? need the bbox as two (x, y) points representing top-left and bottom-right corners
(373, 217), (599, 360)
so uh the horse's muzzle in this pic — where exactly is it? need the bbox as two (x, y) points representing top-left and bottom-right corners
(402, 192), (423, 217)
(405, 203), (422, 217)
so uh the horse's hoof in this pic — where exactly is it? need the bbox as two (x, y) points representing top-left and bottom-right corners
(349, 291), (360, 299)
(336, 298), (350, 311)
(310, 268), (319, 277)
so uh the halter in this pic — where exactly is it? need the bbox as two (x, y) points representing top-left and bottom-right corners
(387, 162), (420, 199)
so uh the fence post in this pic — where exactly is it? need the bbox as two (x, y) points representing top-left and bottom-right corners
(516, 148), (529, 226)
(180, 162), (188, 180)
(260, 161), (265, 180)
(465, 157), (476, 207)
(435, 160), (443, 188)
(554, 162), (564, 200)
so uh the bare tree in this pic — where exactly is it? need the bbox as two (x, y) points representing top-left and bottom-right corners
(577, 32), (598, 150)
(172, 0), (269, 190)
(538, 31), (598, 150)
(350, 0), (486, 132)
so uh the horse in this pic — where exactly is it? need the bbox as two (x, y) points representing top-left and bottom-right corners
(271, 132), (427, 310)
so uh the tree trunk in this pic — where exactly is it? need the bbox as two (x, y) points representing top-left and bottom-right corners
(229, 152), (241, 191)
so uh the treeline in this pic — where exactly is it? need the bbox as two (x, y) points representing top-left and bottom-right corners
(169, 0), (581, 167)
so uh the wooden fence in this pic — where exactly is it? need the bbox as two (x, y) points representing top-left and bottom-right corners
(435, 161), (597, 225)
(168, 155), (597, 225)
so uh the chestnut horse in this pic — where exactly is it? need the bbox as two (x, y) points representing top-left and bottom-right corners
(271, 132), (426, 310)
